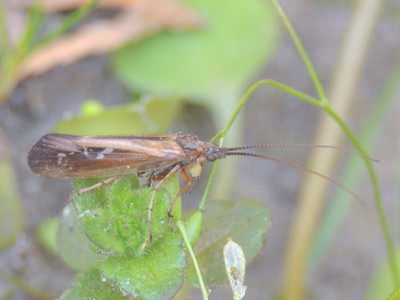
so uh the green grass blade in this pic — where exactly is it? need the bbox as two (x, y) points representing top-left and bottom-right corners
(176, 220), (208, 300)
(17, 0), (46, 56)
(35, 0), (99, 50)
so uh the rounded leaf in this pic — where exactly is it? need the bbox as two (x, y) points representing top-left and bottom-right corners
(100, 231), (187, 300)
(112, 0), (279, 102)
(186, 199), (270, 287)
(60, 267), (137, 300)
(71, 174), (180, 256)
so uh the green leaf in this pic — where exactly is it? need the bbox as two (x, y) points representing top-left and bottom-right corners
(0, 151), (24, 250)
(80, 100), (106, 116)
(186, 199), (270, 287)
(113, 0), (279, 203)
(112, 0), (278, 102)
(59, 171), (186, 299)
(387, 286), (400, 300)
(71, 174), (180, 256)
(100, 231), (187, 300)
(54, 97), (183, 135)
(57, 205), (106, 270)
(60, 267), (137, 300)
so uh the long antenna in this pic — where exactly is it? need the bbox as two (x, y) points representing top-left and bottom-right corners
(225, 151), (362, 202)
(225, 143), (378, 161)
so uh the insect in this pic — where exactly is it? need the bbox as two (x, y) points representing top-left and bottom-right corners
(27, 133), (363, 241)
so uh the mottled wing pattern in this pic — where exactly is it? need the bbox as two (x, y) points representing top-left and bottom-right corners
(27, 133), (187, 179)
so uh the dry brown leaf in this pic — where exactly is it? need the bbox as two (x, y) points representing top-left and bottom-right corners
(17, 0), (202, 80)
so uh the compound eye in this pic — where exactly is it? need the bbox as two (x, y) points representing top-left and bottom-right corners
(206, 154), (217, 162)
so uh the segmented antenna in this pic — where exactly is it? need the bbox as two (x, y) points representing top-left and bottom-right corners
(225, 143), (378, 161)
(225, 151), (363, 202)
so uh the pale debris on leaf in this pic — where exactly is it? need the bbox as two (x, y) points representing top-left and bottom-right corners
(223, 239), (247, 300)
(17, 0), (202, 80)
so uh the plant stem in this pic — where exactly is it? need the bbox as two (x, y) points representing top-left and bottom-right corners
(269, 0), (397, 298)
(270, 0), (326, 102)
(201, 78), (320, 211)
(176, 220), (208, 300)
(309, 58), (400, 270)
(323, 105), (399, 286)
(211, 80), (319, 143)
(201, 79), (320, 212)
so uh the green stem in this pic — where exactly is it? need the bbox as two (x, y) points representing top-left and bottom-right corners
(176, 220), (208, 300)
(210, 80), (319, 143)
(308, 59), (400, 269)
(270, 0), (398, 289)
(270, 0), (326, 102)
(200, 0), (397, 291)
(322, 104), (399, 285)
(201, 79), (319, 212)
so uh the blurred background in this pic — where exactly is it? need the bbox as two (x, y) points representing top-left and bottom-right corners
(0, 0), (399, 299)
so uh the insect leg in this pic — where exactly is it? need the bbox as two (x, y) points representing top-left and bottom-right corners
(167, 168), (191, 217)
(147, 164), (181, 242)
(70, 176), (121, 199)
(145, 172), (154, 187)
(54, 176), (121, 218)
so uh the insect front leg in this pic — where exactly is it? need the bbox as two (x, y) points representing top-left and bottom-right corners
(167, 168), (192, 218)
(147, 164), (181, 242)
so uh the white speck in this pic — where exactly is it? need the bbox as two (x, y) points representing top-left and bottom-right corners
(62, 206), (71, 217)
(78, 210), (91, 218)
(57, 153), (66, 164)
(96, 153), (105, 160)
